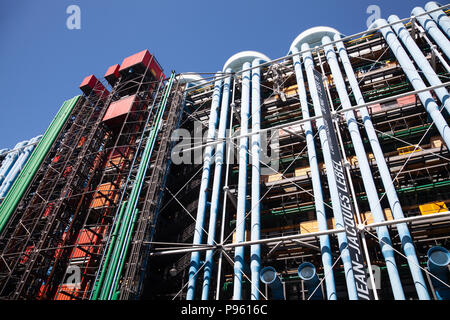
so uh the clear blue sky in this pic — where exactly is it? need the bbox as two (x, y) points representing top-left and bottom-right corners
(0, 0), (431, 148)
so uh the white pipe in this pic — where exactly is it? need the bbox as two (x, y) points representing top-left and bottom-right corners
(322, 35), (405, 300)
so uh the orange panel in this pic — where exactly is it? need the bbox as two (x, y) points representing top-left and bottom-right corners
(89, 182), (117, 208)
(396, 94), (416, 106)
(54, 285), (81, 300)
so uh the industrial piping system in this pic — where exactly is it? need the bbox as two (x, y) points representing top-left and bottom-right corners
(222, 51), (270, 300)
(389, 15), (450, 115)
(260, 266), (284, 300)
(427, 246), (450, 300)
(250, 56), (270, 300)
(368, 19), (450, 149)
(186, 74), (224, 300)
(174, 74), (221, 301)
(412, 6), (450, 60)
(233, 58), (251, 301)
(290, 44), (337, 300)
(0, 141), (28, 188)
(201, 71), (231, 300)
(290, 28), (359, 300)
(333, 33), (431, 300)
(425, 1), (450, 37)
(322, 34), (405, 300)
(189, 51), (270, 300)
(297, 262), (323, 300)
(201, 71), (232, 300)
(0, 136), (42, 199)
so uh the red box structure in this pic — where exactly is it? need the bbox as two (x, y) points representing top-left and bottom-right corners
(102, 95), (137, 126)
(104, 64), (120, 86)
(80, 75), (110, 102)
(119, 50), (164, 81)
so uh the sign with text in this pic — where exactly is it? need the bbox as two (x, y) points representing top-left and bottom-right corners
(313, 69), (370, 300)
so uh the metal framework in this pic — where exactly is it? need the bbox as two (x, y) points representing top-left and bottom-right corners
(144, 7), (450, 300)
(0, 2), (449, 301)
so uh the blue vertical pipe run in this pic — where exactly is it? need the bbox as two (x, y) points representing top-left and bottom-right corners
(0, 141), (27, 187)
(298, 262), (324, 300)
(389, 15), (450, 114)
(260, 266), (284, 300)
(250, 58), (262, 300)
(369, 19), (450, 149)
(322, 35), (405, 299)
(291, 46), (337, 300)
(425, 2), (450, 38)
(201, 70), (232, 300)
(0, 136), (41, 198)
(427, 246), (450, 300)
(187, 75), (223, 300)
(334, 33), (431, 300)
(233, 61), (251, 300)
(412, 6), (450, 60)
(301, 43), (359, 300)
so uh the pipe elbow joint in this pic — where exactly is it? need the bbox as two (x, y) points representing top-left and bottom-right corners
(411, 7), (425, 17)
(367, 18), (389, 31)
(387, 14), (401, 24)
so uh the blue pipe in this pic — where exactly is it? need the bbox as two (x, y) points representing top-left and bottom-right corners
(290, 45), (337, 300)
(425, 2), (450, 38)
(389, 15), (450, 114)
(0, 141), (27, 187)
(301, 42), (359, 300)
(370, 19), (450, 148)
(0, 136), (41, 198)
(0, 149), (9, 158)
(187, 75), (223, 300)
(322, 35), (405, 300)
(201, 70), (232, 300)
(249, 58), (265, 300)
(260, 266), (284, 300)
(427, 246), (450, 300)
(297, 262), (323, 300)
(334, 33), (431, 300)
(233, 61), (251, 300)
(412, 6), (450, 60)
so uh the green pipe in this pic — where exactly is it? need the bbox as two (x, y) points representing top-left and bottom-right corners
(91, 200), (127, 300)
(110, 209), (139, 300)
(105, 72), (175, 299)
(100, 192), (138, 299)
(359, 179), (450, 200)
(0, 96), (81, 233)
(98, 72), (175, 300)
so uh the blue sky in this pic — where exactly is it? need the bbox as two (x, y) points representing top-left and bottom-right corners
(0, 0), (431, 148)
